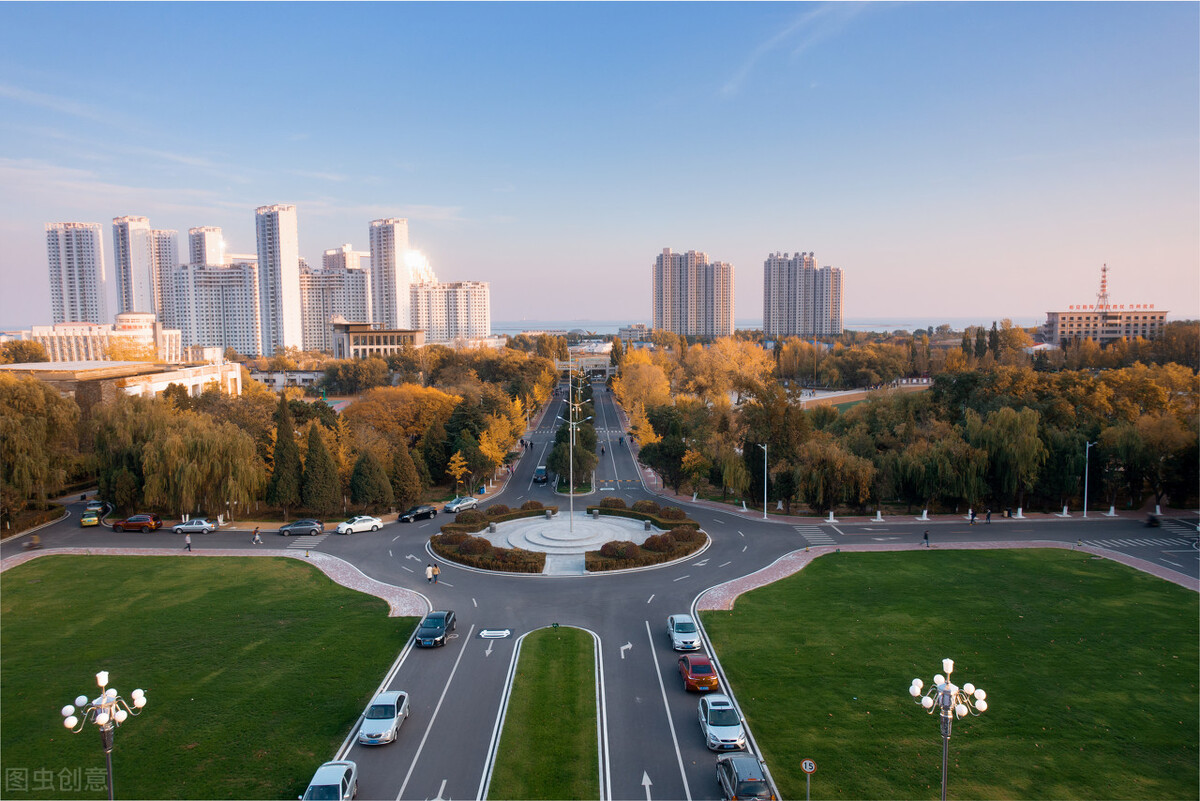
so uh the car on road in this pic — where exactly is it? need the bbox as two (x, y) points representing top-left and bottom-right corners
(112, 513), (163, 532)
(277, 519), (324, 536)
(668, 613), (701, 651)
(172, 518), (217, 535)
(532, 466), (548, 484)
(84, 500), (107, 513)
(442, 496), (478, 513)
(335, 515), (382, 534)
(679, 654), (719, 692)
(715, 753), (774, 800)
(414, 610), (456, 647)
(698, 694), (746, 751)
(300, 760), (357, 800)
(356, 690), (410, 745)
(80, 511), (100, 527)
(398, 505), (437, 523)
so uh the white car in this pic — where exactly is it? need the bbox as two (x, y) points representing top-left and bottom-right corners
(699, 693), (747, 751)
(300, 760), (357, 800)
(443, 496), (478, 513)
(335, 516), (382, 535)
(356, 690), (410, 745)
(172, 518), (217, 535)
(668, 613), (701, 651)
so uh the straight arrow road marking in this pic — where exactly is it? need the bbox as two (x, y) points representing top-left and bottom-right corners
(432, 779), (448, 800)
(642, 771), (652, 800)
(620, 642), (632, 659)
(485, 640), (494, 656)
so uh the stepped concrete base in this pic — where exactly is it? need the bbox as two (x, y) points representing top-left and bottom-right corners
(484, 512), (659, 575)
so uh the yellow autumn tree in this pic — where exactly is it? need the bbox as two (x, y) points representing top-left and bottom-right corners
(612, 348), (671, 412)
(446, 450), (469, 493)
(629, 402), (660, 446)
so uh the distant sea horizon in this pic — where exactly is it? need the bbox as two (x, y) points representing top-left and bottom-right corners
(492, 316), (1046, 337)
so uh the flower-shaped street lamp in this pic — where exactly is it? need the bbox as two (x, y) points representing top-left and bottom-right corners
(61, 671), (147, 800)
(909, 658), (987, 801)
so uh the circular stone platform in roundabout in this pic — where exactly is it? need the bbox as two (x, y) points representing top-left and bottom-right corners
(476, 512), (684, 576)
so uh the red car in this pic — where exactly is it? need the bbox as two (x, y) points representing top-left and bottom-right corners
(112, 513), (163, 532)
(679, 654), (719, 692)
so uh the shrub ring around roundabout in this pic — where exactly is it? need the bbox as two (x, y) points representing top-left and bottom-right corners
(428, 511), (710, 576)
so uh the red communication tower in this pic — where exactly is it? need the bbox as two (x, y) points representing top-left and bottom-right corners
(1095, 264), (1111, 311)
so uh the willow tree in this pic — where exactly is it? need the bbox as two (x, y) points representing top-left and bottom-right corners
(965, 406), (1047, 508)
(142, 414), (263, 518)
(0, 373), (78, 521)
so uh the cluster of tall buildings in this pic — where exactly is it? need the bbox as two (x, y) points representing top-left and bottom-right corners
(651, 248), (843, 339)
(44, 206), (491, 358)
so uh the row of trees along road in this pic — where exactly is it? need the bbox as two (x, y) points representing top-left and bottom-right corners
(0, 346), (559, 526)
(618, 334), (1197, 515)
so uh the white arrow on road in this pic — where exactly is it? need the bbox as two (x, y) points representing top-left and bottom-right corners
(620, 642), (632, 659)
(642, 771), (653, 800)
(485, 641), (494, 656)
(431, 778), (448, 800)
(406, 554), (421, 562)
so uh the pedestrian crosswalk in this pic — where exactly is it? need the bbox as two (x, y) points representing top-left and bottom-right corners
(1085, 536), (1193, 550)
(285, 534), (330, 549)
(794, 525), (835, 546)
(1162, 519), (1199, 537)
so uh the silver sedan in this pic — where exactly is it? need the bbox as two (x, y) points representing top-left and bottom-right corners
(356, 690), (410, 745)
(172, 518), (217, 535)
(335, 515), (383, 534)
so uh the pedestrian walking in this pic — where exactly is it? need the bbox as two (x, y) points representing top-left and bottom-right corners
(425, 564), (434, 583)
(923, 530), (929, 548)
(432, 564), (440, 584)
(985, 508), (991, 524)
(184, 533), (192, 551)
(252, 526), (262, 544)
(970, 509), (977, 525)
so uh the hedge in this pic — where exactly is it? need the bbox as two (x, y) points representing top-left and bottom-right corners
(440, 506), (559, 536)
(585, 527), (707, 571)
(430, 533), (546, 573)
(583, 505), (700, 531)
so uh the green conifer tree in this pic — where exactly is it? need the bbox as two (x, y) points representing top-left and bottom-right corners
(266, 394), (303, 519)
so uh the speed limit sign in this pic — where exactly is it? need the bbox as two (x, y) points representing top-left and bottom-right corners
(802, 759), (817, 774)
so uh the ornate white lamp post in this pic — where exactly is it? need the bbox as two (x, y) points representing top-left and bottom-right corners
(909, 658), (987, 801)
(61, 671), (147, 800)
(757, 443), (768, 520)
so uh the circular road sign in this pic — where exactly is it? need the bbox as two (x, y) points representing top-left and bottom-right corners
(801, 759), (817, 775)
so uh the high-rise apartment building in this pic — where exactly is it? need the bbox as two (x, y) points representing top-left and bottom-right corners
(368, 219), (436, 328)
(46, 222), (108, 324)
(762, 252), (843, 338)
(165, 261), (263, 356)
(189, 226), (227, 267)
(299, 258), (372, 353)
(255, 204), (303, 356)
(113, 218), (177, 317)
(411, 281), (491, 344)
(323, 244), (369, 273)
(650, 248), (734, 338)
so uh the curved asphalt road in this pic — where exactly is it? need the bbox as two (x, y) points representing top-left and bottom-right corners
(4, 382), (1197, 801)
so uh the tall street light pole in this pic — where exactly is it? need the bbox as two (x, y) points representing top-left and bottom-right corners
(1083, 440), (1097, 518)
(909, 658), (988, 801)
(62, 671), (148, 801)
(757, 443), (768, 520)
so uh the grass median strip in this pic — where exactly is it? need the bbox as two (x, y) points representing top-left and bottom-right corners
(702, 549), (1199, 800)
(488, 626), (599, 800)
(0, 555), (416, 800)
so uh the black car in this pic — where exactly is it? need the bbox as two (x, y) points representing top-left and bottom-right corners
(399, 505), (437, 522)
(414, 610), (456, 647)
(715, 753), (774, 800)
(277, 519), (324, 536)
(532, 466), (548, 484)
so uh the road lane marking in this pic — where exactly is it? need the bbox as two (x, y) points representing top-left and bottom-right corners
(672, 575), (690, 582)
(642, 771), (653, 800)
(646, 594), (655, 604)
(391, 535), (400, 542)
(401, 565), (413, 573)
(388, 549), (393, 558)
(620, 642), (632, 659)
(742, 545), (747, 553)
(1162, 558), (1184, 568)
(472, 597), (478, 607)
(395, 623), (476, 801)
(718, 561), (731, 567)
(643, 620), (692, 801)
(738, 530), (744, 537)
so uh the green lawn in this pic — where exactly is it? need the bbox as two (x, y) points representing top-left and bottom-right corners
(488, 626), (598, 800)
(702, 549), (1199, 800)
(0, 556), (416, 799)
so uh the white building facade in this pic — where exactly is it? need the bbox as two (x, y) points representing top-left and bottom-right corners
(299, 261), (372, 353)
(112, 216), (154, 315)
(651, 248), (734, 338)
(255, 204), (303, 356)
(189, 226), (227, 267)
(762, 251), (843, 338)
(411, 281), (491, 344)
(46, 222), (108, 325)
(165, 261), (263, 356)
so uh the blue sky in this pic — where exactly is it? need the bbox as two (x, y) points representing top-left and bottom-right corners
(1, 2), (1196, 330)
